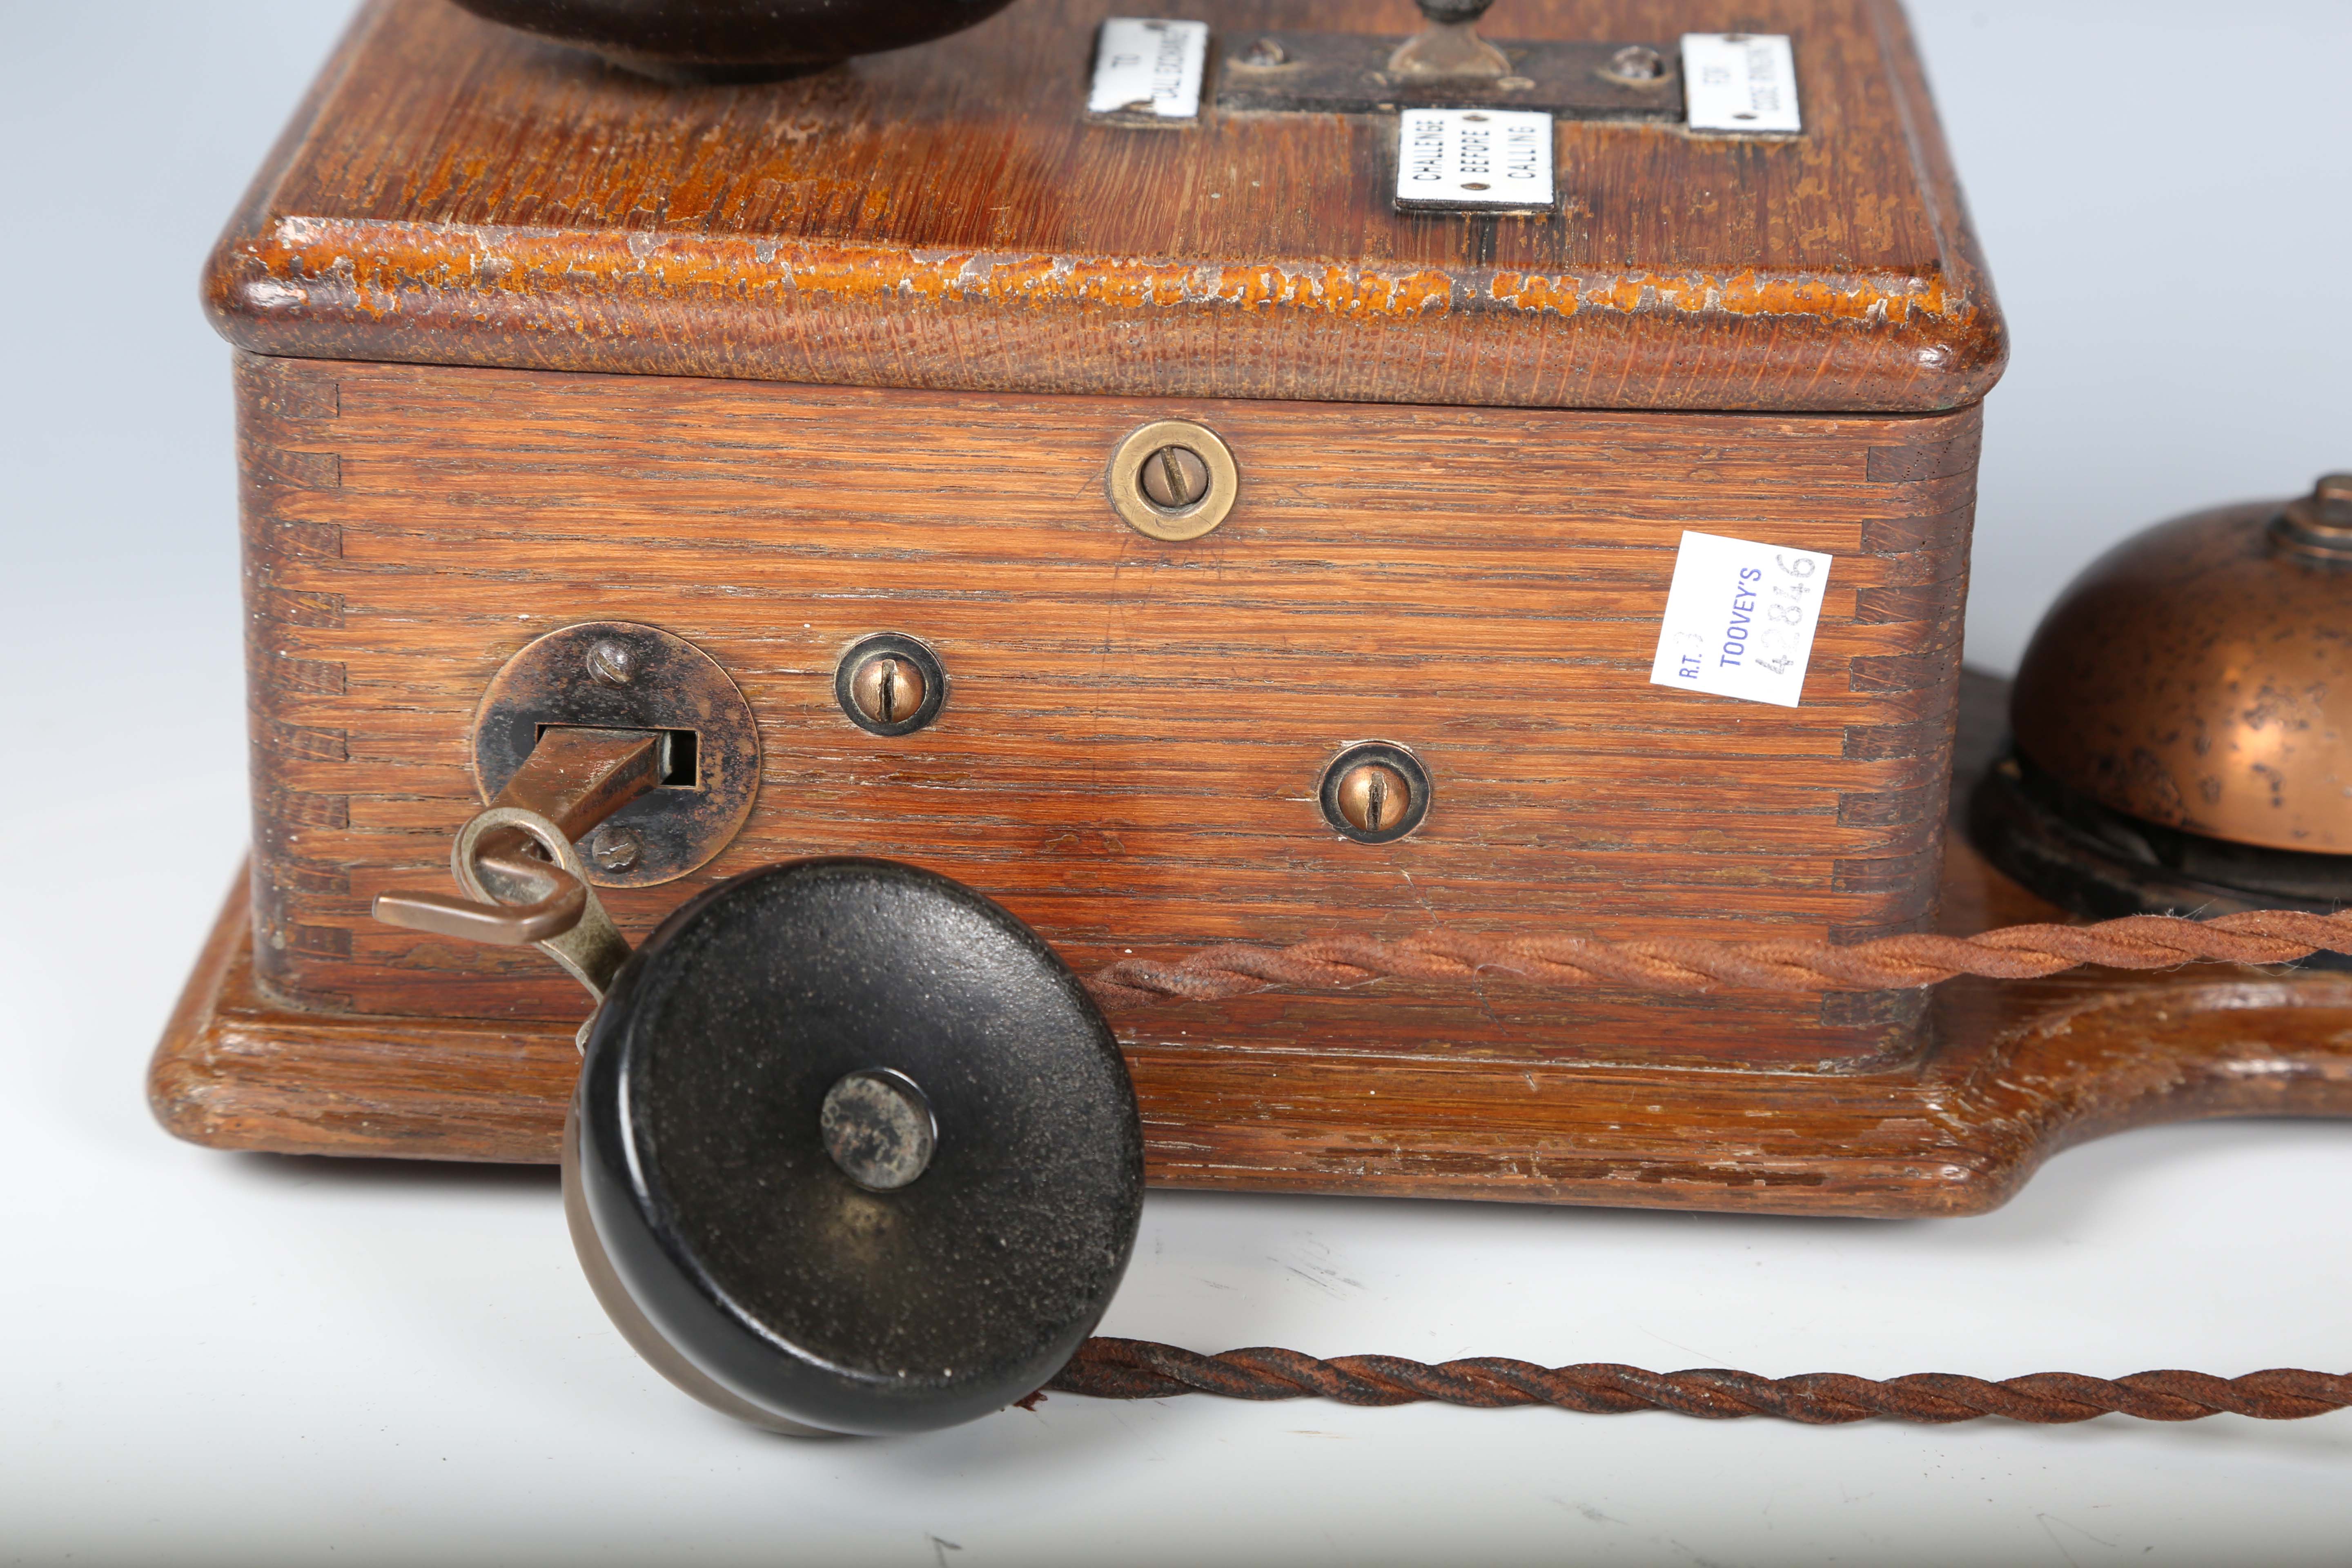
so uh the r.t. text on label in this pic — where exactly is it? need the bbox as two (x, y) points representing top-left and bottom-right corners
(1648, 530), (1833, 708)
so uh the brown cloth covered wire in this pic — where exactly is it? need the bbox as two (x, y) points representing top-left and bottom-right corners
(1044, 1341), (2352, 1424)
(1084, 908), (2352, 1009)
(1064, 907), (2352, 1423)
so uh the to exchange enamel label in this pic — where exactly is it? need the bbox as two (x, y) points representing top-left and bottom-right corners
(1087, 18), (1209, 118)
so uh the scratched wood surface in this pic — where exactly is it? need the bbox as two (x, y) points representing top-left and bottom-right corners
(236, 351), (1976, 1069)
(149, 672), (2352, 1213)
(205, 0), (2002, 412)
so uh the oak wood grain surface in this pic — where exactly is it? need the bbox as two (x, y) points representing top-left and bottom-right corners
(204, 0), (2004, 412)
(236, 351), (1974, 1069)
(150, 676), (2352, 1212)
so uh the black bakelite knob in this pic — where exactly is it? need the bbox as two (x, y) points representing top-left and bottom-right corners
(566, 858), (1143, 1435)
(1416, 0), (1497, 25)
(449, 0), (1026, 82)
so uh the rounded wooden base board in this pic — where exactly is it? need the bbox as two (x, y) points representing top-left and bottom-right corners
(148, 842), (2352, 1218)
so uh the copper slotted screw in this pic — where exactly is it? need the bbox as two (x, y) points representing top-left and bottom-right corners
(1333, 762), (1412, 835)
(848, 654), (929, 727)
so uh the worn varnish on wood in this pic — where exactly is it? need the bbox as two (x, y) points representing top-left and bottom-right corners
(206, 0), (2002, 413)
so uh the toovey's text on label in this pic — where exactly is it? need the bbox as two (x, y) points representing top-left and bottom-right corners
(1648, 530), (1833, 708)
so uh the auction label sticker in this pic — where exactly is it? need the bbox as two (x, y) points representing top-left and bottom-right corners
(1680, 33), (1802, 134)
(1087, 18), (1209, 118)
(1648, 531), (1832, 708)
(1394, 109), (1555, 211)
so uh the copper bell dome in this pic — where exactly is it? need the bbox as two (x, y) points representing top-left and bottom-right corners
(2010, 473), (2352, 856)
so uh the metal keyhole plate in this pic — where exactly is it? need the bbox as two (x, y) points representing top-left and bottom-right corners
(572, 858), (1143, 1436)
(472, 621), (762, 887)
(1105, 419), (1240, 542)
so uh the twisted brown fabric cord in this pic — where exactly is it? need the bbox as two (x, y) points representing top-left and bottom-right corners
(1047, 1340), (2352, 1424)
(1066, 906), (2352, 1423)
(1085, 908), (2352, 1009)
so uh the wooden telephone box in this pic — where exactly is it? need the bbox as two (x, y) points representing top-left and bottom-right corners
(152, 0), (2352, 1218)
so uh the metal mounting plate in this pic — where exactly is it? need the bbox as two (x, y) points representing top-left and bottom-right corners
(1215, 33), (1682, 119)
(471, 621), (761, 889)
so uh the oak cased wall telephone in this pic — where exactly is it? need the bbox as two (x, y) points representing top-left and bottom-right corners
(153, 0), (2352, 1432)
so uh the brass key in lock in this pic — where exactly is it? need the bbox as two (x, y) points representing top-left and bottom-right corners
(372, 726), (662, 1015)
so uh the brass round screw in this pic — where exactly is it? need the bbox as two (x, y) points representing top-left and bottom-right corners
(847, 654), (928, 727)
(1138, 445), (1211, 511)
(1332, 762), (1412, 835)
(1106, 420), (1240, 542)
(1318, 743), (1430, 843)
(835, 634), (946, 736)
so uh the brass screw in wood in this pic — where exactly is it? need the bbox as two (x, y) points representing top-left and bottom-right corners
(1333, 762), (1412, 835)
(848, 654), (928, 727)
(1107, 421), (1238, 542)
(1139, 446), (1210, 510)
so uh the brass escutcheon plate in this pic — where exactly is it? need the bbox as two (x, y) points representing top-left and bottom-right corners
(472, 621), (761, 887)
(1105, 419), (1240, 542)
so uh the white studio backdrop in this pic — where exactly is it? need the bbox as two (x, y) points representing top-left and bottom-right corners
(0, 3), (2345, 1564)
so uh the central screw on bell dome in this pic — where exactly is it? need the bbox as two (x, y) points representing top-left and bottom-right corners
(820, 1068), (937, 1191)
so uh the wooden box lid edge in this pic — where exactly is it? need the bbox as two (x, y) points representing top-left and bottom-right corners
(199, 0), (2005, 414)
